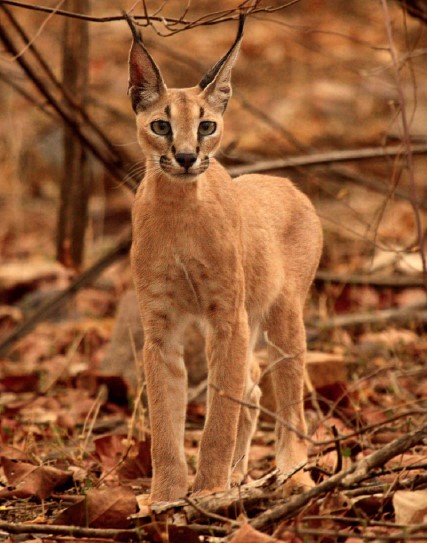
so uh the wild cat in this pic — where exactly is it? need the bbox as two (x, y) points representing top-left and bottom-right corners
(126, 14), (322, 502)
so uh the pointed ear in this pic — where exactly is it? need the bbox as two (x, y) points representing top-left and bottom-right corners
(125, 14), (166, 112)
(199, 14), (245, 112)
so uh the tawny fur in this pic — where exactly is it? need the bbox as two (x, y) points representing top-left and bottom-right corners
(127, 16), (323, 502)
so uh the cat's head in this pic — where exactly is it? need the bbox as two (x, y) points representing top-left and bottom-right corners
(127, 14), (244, 182)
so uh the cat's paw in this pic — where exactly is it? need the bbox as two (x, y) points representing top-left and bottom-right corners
(191, 486), (225, 498)
(276, 470), (314, 497)
(230, 472), (252, 486)
(230, 472), (244, 487)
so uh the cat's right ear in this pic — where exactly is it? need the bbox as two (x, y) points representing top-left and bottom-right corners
(125, 14), (166, 112)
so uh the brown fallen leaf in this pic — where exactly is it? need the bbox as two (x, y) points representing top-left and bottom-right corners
(229, 523), (279, 542)
(0, 457), (71, 499)
(94, 434), (151, 482)
(0, 373), (39, 393)
(0, 259), (69, 292)
(274, 529), (303, 543)
(393, 489), (427, 524)
(54, 486), (137, 528)
(0, 444), (30, 462)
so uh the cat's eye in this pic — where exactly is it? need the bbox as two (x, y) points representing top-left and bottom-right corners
(151, 120), (172, 136)
(198, 121), (216, 136)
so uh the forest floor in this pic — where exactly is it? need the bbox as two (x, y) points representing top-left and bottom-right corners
(0, 1), (426, 541)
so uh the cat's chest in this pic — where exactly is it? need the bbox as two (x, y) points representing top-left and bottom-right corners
(134, 199), (233, 264)
(132, 210), (240, 314)
(136, 251), (231, 316)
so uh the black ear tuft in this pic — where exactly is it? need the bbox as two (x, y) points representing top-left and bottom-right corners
(199, 13), (245, 91)
(123, 12), (143, 45)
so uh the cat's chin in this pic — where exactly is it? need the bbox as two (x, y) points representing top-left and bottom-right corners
(168, 172), (199, 183)
(164, 170), (207, 183)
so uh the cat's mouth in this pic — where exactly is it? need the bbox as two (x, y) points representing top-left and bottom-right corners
(159, 156), (210, 180)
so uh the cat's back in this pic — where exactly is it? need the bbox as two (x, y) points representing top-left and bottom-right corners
(234, 173), (319, 234)
(234, 173), (322, 303)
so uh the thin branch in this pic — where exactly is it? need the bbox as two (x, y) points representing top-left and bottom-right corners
(315, 270), (424, 287)
(0, 13), (138, 192)
(345, 472), (427, 497)
(184, 496), (241, 528)
(310, 302), (427, 333)
(0, 0), (301, 30)
(0, 0), (188, 23)
(381, 0), (427, 290)
(227, 142), (427, 177)
(0, 521), (141, 540)
(281, 526), (427, 542)
(209, 383), (315, 444)
(0, 70), (55, 118)
(1, 5), (122, 160)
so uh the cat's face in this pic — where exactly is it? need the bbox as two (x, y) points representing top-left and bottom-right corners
(135, 87), (224, 182)
(127, 14), (244, 182)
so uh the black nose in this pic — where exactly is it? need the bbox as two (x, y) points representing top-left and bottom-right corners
(175, 152), (197, 170)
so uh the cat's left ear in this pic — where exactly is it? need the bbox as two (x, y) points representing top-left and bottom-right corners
(199, 14), (245, 113)
(125, 14), (166, 112)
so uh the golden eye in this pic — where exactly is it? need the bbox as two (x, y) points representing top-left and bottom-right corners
(198, 121), (216, 136)
(151, 120), (172, 136)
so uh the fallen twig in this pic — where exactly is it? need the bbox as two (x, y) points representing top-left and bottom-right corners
(146, 464), (306, 521)
(246, 423), (427, 534)
(345, 472), (427, 497)
(279, 526), (427, 541)
(0, 521), (141, 540)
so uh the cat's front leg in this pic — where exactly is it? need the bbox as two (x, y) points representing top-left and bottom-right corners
(193, 307), (249, 493)
(142, 330), (188, 502)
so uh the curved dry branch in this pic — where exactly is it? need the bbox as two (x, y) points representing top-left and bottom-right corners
(0, 0), (302, 34)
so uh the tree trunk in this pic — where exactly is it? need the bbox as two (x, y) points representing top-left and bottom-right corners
(57, 0), (90, 268)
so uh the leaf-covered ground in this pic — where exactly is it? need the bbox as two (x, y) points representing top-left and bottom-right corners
(0, 1), (427, 541)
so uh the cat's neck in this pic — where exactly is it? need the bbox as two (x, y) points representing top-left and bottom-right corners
(142, 161), (202, 206)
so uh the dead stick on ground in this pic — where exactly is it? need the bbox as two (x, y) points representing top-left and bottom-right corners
(146, 427), (427, 537)
(148, 464), (307, 520)
(243, 423), (427, 535)
(0, 521), (140, 540)
(279, 527), (427, 542)
(345, 472), (427, 498)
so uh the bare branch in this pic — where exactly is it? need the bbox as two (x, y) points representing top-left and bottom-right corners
(315, 270), (424, 287)
(0, 521), (140, 540)
(0, 0), (302, 33)
(381, 0), (427, 291)
(227, 142), (427, 177)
